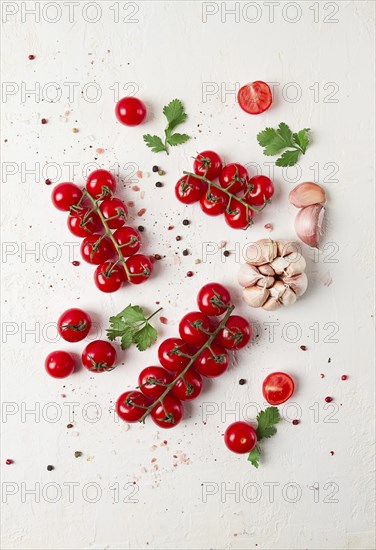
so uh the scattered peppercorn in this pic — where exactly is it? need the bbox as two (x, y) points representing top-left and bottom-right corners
(341, 375), (348, 381)
(186, 271), (194, 277)
(28, 54), (35, 60)
(223, 250), (230, 257)
(182, 219), (190, 226)
(325, 396), (333, 403)
(5, 459), (13, 465)
(300, 345), (307, 351)
(138, 225), (144, 232)
(72, 261), (80, 266)
(292, 419), (300, 425)
(239, 379), (246, 385)
(330, 451), (334, 456)
(182, 249), (189, 256)
(72, 127), (79, 133)
(158, 169), (165, 176)
(152, 166), (159, 173)
(67, 423), (73, 429)
(74, 451), (82, 458)
(46, 465), (54, 471)
(155, 181), (163, 188)
(45, 179), (52, 185)
(154, 254), (162, 260)
(41, 118), (47, 124)
(320, 373), (325, 378)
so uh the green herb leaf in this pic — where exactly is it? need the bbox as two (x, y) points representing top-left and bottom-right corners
(167, 133), (190, 146)
(277, 122), (294, 145)
(256, 127), (276, 147)
(275, 149), (301, 167)
(292, 128), (310, 153)
(120, 329), (135, 350)
(163, 99), (187, 130)
(256, 406), (280, 440)
(114, 304), (145, 325)
(257, 123), (311, 166)
(143, 99), (190, 155)
(133, 323), (158, 351)
(247, 446), (260, 468)
(107, 304), (161, 352)
(143, 134), (167, 153)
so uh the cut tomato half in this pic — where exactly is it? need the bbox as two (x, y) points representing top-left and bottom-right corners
(238, 81), (272, 115)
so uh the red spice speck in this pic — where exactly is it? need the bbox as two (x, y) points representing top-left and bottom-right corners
(320, 373), (325, 378)
(132, 185), (140, 192)
(45, 179), (52, 185)
(300, 345), (307, 351)
(127, 201), (135, 207)
(151, 458), (157, 463)
(292, 419), (300, 425)
(330, 451), (334, 456)
(72, 261), (80, 267)
(186, 271), (194, 277)
(28, 54), (35, 60)
(264, 223), (273, 231)
(341, 375), (348, 381)
(168, 225), (174, 230)
(160, 317), (168, 325)
(325, 396), (333, 403)
(137, 208), (146, 217)
(41, 118), (47, 124)
(6, 459), (13, 465)
(67, 423), (73, 429)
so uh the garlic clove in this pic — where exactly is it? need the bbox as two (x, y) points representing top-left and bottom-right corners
(294, 205), (325, 249)
(282, 272), (308, 297)
(289, 182), (326, 208)
(244, 238), (278, 266)
(243, 286), (270, 308)
(256, 275), (275, 289)
(258, 264), (275, 276)
(280, 287), (297, 306)
(262, 297), (282, 311)
(277, 240), (301, 258)
(238, 263), (262, 288)
(269, 280), (286, 300)
(284, 253), (306, 276)
(270, 256), (291, 275)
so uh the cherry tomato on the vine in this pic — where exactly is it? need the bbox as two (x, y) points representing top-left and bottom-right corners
(237, 81), (272, 115)
(151, 395), (183, 429)
(138, 366), (171, 399)
(200, 186), (228, 216)
(82, 340), (117, 373)
(94, 262), (124, 293)
(194, 344), (229, 378)
(175, 174), (205, 204)
(45, 350), (75, 379)
(116, 391), (149, 422)
(262, 372), (295, 405)
(193, 150), (222, 180)
(57, 308), (92, 343)
(197, 282), (231, 316)
(115, 97), (147, 126)
(224, 421), (257, 454)
(52, 183), (82, 211)
(124, 254), (152, 284)
(224, 199), (253, 230)
(217, 315), (251, 350)
(99, 197), (128, 229)
(86, 169), (116, 199)
(80, 235), (114, 264)
(219, 163), (248, 194)
(67, 207), (102, 237)
(171, 369), (203, 401)
(179, 311), (211, 347)
(158, 338), (192, 374)
(244, 175), (274, 207)
(113, 226), (141, 257)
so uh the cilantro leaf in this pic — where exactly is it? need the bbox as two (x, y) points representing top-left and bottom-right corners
(167, 133), (190, 146)
(257, 127), (276, 147)
(247, 446), (260, 468)
(143, 134), (167, 153)
(275, 149), (301, 167)
(133, 323), (158, 351)
(257, 123), (311, 166)
(120, 329), (135, 350)
(256, 406), (280, 440)
(163, 99), (187, 130)
(143, 99), (190, 155)
(115, 304), (145, 324)
(277, 122), (294, 145)
(106, 304), (161, 352)
(293, 128), (310, 153)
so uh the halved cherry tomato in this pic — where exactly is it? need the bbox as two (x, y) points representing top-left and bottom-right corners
(219, 164), (248, 194)
(262, 372), (295, 405)
(175, 174), (205, 204)
(200, 186), (228, 216)
(193, 150), (222, 180)
(237, 81), (272, 115)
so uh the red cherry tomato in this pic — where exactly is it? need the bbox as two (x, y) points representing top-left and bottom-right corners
(115, 97), (147, 126)
(193, 150), (222, 180)
(175, 174), (205, 204)
(138, 366), (171, 399)
(99, 197), (128, 229)
(171, 369), (203, 401)
(238, 81), (272, 115)
(113, 226), (141, 257)
(124, 254), (152, 284)
(52, 183), (82, 211)
(151, 395), (183, 428)
(224, 199), (253, 230)
(179, 311), (211, 347)
(244, 175), (274, 207)
(219, 164), (248, 194)
(80, 235), (114, 264)
(217, 315), (252, 350)
(200, 186), (228, 216)
(45, 350), (75, 378)
(224, 421), (257, 454)
(67, 207), (102, 237)
(94, 262), (124, 293)
(262, 372), (295, 405)
(194, 344), (229, 378)
(82, 340), (117, 373)
(86, 169), (116, 199)
(57, 308), (92, 343)
(197, 282), (231, 316)
(158, 338), (192, 374)
(116, 390), (149, 422)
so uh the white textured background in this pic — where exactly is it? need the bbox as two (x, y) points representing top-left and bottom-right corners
(1, 1), (375, 549)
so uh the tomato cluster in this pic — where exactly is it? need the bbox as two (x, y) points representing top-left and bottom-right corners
(116, 283), (252, 429)
(51, 169), (152, 292)
(175, 151), (274, 230)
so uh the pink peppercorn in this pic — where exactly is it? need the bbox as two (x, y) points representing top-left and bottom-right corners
(186, 271), (193, 277)
(41, 118), (47, 124)
(325, 396), (333, 403)
(341, 375), (348, 381)
(292, 419), (300, 425)
(28, 54), (35, 60)
(6, 459), (13, 465)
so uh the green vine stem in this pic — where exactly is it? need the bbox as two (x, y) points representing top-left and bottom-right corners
(138, 304), (235, 424)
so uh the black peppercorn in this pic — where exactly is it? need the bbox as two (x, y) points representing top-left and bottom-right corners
(47, 465), (54, 471)
(239, 379), (246, 385)
(182, 219), (190, 226)
(223, 250), (230, 257)
(182, 249), (189, 256)
(137, 225), (144, 232)
(155, 181), (163, 188)
(152, 165), (159, 172)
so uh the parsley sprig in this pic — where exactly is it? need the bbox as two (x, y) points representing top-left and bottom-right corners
(107, 305), (162, 352)
(143, 99), (190, 155)
(247, 406), (281, 468)
(257, 122), (311, 167)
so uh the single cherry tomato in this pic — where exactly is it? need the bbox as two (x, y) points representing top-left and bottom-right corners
(224, 421), (257, 454)
(67, 207), (102, 237)
(175, 174), (205, 204)
(224, 199), (253, 230)
(57, 308), (92, 343)
(113, 226), (141, 257)
(219, 164), (248, 194)
(125, 254), (152, 284)
(262, 372), (295, 405)
(99, 197), (128, 229)
(116, 390), (149, 422)
(194, 344), (229, 378)
(151, 395), (183, 429)
(217, 315), (252, 350)
(82, 340), (117, 373)
(94, 262), (124, 293)
(158, 338), (192, 374)
(52, 183), (82, 211)
(115, 97), (146, 126)
(86, 169), (116, 199)
(244, 175), (274, 207)
(45, 350), (75, 378)
(80, 235), (114, 264)
(200, 186), (228, 216)
(197, 282), (231, 316)
(138, 366), (171, 399)
(193, 150), (222, 180)
(179, 311), (211, 347)
(237, 81), (272, 115)
(171, 369), (203, 401)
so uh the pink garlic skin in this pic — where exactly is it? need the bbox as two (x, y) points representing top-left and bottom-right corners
(238, 263), (262, 288)
(289, 182), (327, 208)
(294, 204), (325, 248)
